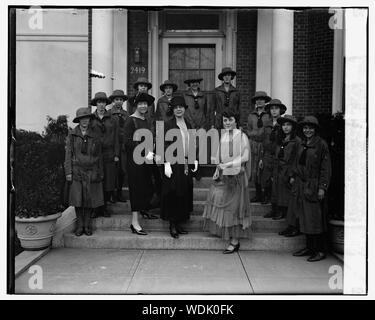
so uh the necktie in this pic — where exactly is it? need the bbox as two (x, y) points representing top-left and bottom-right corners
(299, 143), (314, 166)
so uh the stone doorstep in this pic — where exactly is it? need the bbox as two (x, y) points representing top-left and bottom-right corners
(64, 230), (305, 251)
(52, 206), (77, 248)
(93, 215), (288, 233)
(15, 248), (50, 278)
(108, 201), (272, 216)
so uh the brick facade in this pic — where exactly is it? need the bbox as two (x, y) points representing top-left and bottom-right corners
(127, 10), (149, 96)
(293, 9), (334, 118)
(236, 10), (258, 125)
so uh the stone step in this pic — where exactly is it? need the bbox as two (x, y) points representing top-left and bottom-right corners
(93, 215), (287, 233)
(64, 230), (304, 251)
(107, 202), (272, 217)
(122, 187), (257, 201)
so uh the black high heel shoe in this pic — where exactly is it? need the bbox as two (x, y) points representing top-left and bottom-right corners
(130, 224), (147, 235)
(223, 242), (240, 254)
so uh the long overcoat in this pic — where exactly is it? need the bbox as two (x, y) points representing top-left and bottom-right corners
(260, 118), (281, 190)
(64, 125), (104, 208)
(90, 111), (119, 192)
(210, 84), (241, 129)
(272, 136), (301, 207)
(109, 106), (129, 182)
(287, 135), (332, 234)
(246, 111), (271, 184)
(160, 117), (195, 222)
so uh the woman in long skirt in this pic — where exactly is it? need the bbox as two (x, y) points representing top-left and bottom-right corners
(124, 92), (156, 235)
(161, 96), (198, 238)
(203, 108), (252, 253)
(64, 107), (104, 236)
(289, 116), (332, 262)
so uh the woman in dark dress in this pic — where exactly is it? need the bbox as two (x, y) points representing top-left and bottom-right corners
(161, 96), (198, 238)
(124, 92), (156, 235)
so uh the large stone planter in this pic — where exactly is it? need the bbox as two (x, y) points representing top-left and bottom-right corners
(15, 212), (62, 251)
(329, 219), (344, 254)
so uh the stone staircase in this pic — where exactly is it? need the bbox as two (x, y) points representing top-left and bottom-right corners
(64, 166), (304, 251)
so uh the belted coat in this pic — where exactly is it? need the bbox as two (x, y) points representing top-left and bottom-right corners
(64, 125), (104, 208)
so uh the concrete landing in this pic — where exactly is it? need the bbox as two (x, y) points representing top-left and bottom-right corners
(15, 248), (343, 295)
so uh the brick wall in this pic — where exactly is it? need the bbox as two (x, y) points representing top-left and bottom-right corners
(293, 9), (334, 118)
(236, 10), (257, 125)
(127, 10), (149, 96)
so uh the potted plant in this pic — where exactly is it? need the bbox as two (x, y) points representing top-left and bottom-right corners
(15, 116), (69, 250)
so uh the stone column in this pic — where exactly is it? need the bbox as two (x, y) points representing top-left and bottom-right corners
(256, 9), (273, 94)
(148, 11), (159, 98)
(113, 9), (128, 94)
(225, 10), (237, 86)
(91, 9), (114, 96)
(331, 9), (344, 114)
(271, 9), (294, 113)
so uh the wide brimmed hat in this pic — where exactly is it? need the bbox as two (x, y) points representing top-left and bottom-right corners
(267, 99), (287, 115)
(218, 67), (236, 80)
(73, 107), (94, 123)
(160, 80), (178, 92)
(169, 96), (188, 109)
(134, 92), (155, 106)
(91, 92), (110, 106)
(277, 114), (298, 126)
(251, 91), (272, 104)
(133, 77), (152, 90)
(184, 76), (203, 85)
(109, 89), (128, 102)
(299, 115), (320, 128)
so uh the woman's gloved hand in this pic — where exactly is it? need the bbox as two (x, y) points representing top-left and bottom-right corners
(164, 162), (173, 178)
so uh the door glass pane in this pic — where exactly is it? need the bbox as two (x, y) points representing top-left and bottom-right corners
(185, 47), (200, 69)
(169, 44), (215, 94)
(200, 47), (215, 69)
(169, 46), (185, 69)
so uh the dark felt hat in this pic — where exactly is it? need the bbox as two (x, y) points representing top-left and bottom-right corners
(299, 115), (320, 128)
(169, 96), (188, 109)
(251, 91), (272, 104)
(109, 89), (128, 102)
(133, 77), (152, 90)
(91, 92), (111, 106)
(218, 67), (236, 80)
(73, 107), (94, 123)
(267, 99), (287, 115)
(277, 114), (298, 126)
(184, 76), (203, 85)
(133, 92), (155, 106)
(160, 80), (178, 92)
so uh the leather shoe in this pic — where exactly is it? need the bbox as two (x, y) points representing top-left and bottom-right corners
(279, 226), (293, 236)
(307, 252), (326, 262)
(263, 211), (275, 218)
(176, 225), (188, 235)
(223, 242), (240, 254)
(169, 225), (179, 239)
(284, 229), (301, 237)
(75, 227), (84, 237)
(272, 214), (284, 220)
(293, 247), (313, 257)
(84, 227), (92, 236)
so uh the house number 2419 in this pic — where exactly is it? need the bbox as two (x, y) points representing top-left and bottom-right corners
(130, 66), (146, 74)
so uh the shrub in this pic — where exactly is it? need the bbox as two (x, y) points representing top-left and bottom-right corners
(15, 116), (69, 218)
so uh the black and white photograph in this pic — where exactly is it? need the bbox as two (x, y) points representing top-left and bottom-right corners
(5, 0), (371, 301)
